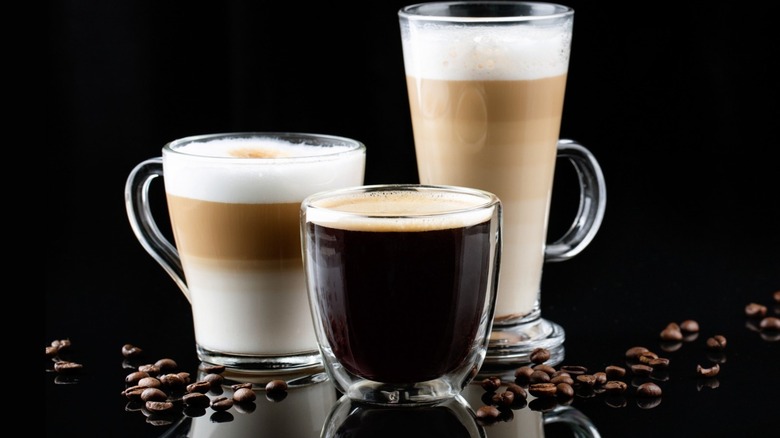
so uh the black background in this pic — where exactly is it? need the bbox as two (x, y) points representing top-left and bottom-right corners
(46, 1), (779, 437)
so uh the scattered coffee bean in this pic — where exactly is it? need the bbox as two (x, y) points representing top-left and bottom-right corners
(504, 383), (527, 400)
(182, 392), (210, 408)
(603, 380), (628, 395)
(265, 379), (288, 395)
(630, 364), (653, 376)
(514, 366), (534, 383)
(141, 387), (167, 402)
(176, 372), (191, 384)
(125, 371), (149, 385)
(201, 364), (226, 374)
(138, 376), (162, 388)
(625, 346), (649, 360)
(550, 374), (574, 385)
(679, 319), (700, 333)
(491, 390), (515, 407)
(138, 364), (161, 376)
(233, 387), (257, 403)
(46, 345), (59, 358)
(231, 382), (253, 391)
(649, 357), (670, 369)
(759, 316), (780, 331)
(481, 376), (501, 392)
(559, 365), (587, 376)
(203, 372), (224, 389)
(51, 339), (72, 351)
(660, 322), (683, 341)
(53, 361), (83, 374)
(705, 335), (727, 350)
(210, 396), (233, 411)
(529, 370), (551, 384)
(638, 351), (659, 364)
(186, 381), (212, 394)
(697, 363), (720, 377)
(122, 386), (145, 401)
(158, 373), (186, 389)
(745, 303), (767, 318)
(155, 358), (178, 372)
(575, 374), (597, 387)
(530, 348), (551, 364)
(145, 400), (174, 413)
(122, 344), (143, 358)
(605, 365), (626, 379)
(476, 405), (501, 421)
(556, 382), (574, 399)
(528, 383), (557, 397)
(636, 382), (662, 397)
(533, 364), (556, 375)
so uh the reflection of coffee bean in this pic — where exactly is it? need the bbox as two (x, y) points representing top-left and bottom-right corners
(53, 361), (83, 374)
(760, 316), (780, 331)
(679, 320), (699, 333)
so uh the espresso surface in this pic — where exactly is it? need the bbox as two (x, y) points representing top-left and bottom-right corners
(306, 221), (492, 383)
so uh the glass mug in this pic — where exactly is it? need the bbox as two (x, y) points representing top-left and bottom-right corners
(301, 184), (502, 405)
(125, 132), (366, 372)
(399, 1), (606, 366)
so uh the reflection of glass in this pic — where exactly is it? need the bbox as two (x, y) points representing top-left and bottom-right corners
(161, 365), (337, 438)
(460, 381), (601, 438)
(321, 394), (486, 438)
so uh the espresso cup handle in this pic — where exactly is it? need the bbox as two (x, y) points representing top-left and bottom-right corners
(545, 139), (607, 263)
(125, 157), (191, 303)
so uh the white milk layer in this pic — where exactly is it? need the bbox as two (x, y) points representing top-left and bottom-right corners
(400, 22), (571, 81)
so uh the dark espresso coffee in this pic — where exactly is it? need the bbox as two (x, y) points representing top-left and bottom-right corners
(305, 217), (492, 383)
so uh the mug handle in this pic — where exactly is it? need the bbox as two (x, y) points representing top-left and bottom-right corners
(545, 139), (607, 263)
(124, 157), (191, 303)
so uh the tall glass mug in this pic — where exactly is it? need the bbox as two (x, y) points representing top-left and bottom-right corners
(399, 2), (606, 366)
(301, 184), (502, 405)
(125, 132), (366, 372)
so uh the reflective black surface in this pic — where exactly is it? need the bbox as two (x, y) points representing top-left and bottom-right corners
(46, 1), (779, 437)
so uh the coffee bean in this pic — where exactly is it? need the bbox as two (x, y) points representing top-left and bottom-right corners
(159, 373), (186, 389)
(154, 358), (178, 372)
(637, 351), (659, 364)
(122, 386), (145, 401)
(231, 382), (253, 391)
(696, 363), (720, 377)
(201, 364), (226, 374)
(575, 374), (597, 387)
(53, 361), (83, 374)
(211, 396), (233, 411)
(491, 390), (515, 407)
(138, 377), (162, 388)
(233, 387), (257, 403)
(630, 364), (653, 376)
(46, 346), (59, 358)
(265, 379), (288, 395)
(550, 374), (574, 385)
(605, 365), (626, 379)
(183, 392), (210, 408)
(556, 382), (574, 399)
(533, 364), (557, 375)
(636, 382), (662, 397)
(481, 376), (501, 392)
(530, 348), (551, 364)
(140, 387), (167, 402)
(529, 370), (551, 384)
(504, 383), (527, 400)
(138, 364), (161, 376)
(145, 400), (174, 413)
(176, 372), (192, 384)
(705, 335), (727, 350)
(121, 344), (143, 358)
(475, 405), (501, 421)
(660, 323), (683, 341)
(649, 357), (670, 369)
(51, 339), (72, 351)
(745, 303), (768, 318)
(603, 380), (628, 395)
(679, 319), (700, 333)
(625, 346), (650, 360)
(593, 371), (607, 385)
(760, 316), (780, 331)
(513, 366), (534, 383)
(528, 383), (557, 397)
(186, 381), (212, 394)
(203, 372), (224, 389)
(125, 371), (149, 385)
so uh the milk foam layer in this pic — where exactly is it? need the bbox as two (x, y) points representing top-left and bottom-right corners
(164, 137), (365, 203)
(400, 23), (571, 80)
(307, 189), (497, 232)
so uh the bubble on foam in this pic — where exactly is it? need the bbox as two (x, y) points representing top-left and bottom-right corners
(401, 22), (572, 81)
(163, 138), (365, 203)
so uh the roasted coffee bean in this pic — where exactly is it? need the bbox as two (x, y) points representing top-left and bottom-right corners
(513, 366), (534, 383)
(265, 379), (288, 394)
(774, 290), (780, 303)
(491, 390), (515, 407)
(649, 357), (670, 369)
(53, 361), (83, 374)
(533, 364), (556, 375)
(183, 392), (210, 408)
(122, 344), (143, 358)
(46, 345), (59, 358)
(138, 364), (161, 376)
(760, 316), (780, 331)
(141, 387), (168, 402)
(625, 346), (649, 360)
(145, 400), (174, 413)
(679, 319), (700, 333)
(154, 358), (178, 372)
(697, 363), (720, 377)
(481, 376), (501, 392)
(233, 387), (257, 403)
(706, 335), (727, 350)
(203, 373), (224, 389)
(138, 377), (162, 388)
(475, 405), (501, 421)
(745, 303), (768, 318)
(504, 383), (527, 400)
(51, 339), (72, 351)
(231, 382), (253, 391)
(187, 381), (212, 394)
(630, 364), (653, 376)
(636, 382), (662, 397)
(605, 365), (626, 379)
(125, 371), (149, 385)
(638, 351), (659, 364)
(159, 373), (186, 389)
(529, 348), (551, 364)
(176, 372), (192, 384)
(660, 322), (683, 341)
(593, 372), (607, 385)
(528, 383), (557, 397)
(529, 370), (551, 384)
(556, 382), (574, 399)
(603, 380), (628, 395)
(575, 374), (597, 387)
(559, 365), (587, 376)
(211, 396), (233, 411)
(123, 386), (146, 401)
(550, 374), (574, 385)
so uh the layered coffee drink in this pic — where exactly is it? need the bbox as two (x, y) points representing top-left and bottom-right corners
(163, 135), (365, 359)
(401, 18), (571, 325)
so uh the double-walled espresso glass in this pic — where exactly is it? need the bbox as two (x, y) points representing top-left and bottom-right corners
(301, 184), (502, 405)
(399, 2), (606, 366)
(125, 132), (366, 372)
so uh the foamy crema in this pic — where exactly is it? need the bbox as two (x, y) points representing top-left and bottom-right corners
(400, 22), (571, 81)
(307, 189), (497, 232)
(163, 137), (366, 203)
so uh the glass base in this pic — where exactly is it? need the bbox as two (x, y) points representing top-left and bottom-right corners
(343, 379), (465, 406)
(197, 344), (323, 374)
(483, 318), (565, 367)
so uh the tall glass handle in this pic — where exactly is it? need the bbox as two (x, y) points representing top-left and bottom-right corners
(124, 157), (190, 303)
(545, 139), (607, 263)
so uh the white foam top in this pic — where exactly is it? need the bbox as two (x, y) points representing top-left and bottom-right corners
(163, 137), (365, 203)
(401, 22), (571, 80)
(306, 189), (497, 232)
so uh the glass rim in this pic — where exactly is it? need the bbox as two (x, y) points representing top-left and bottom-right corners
(303, 184), (501, 219)
(162, 132), (366, 163)
(399, 1), (573, 23)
